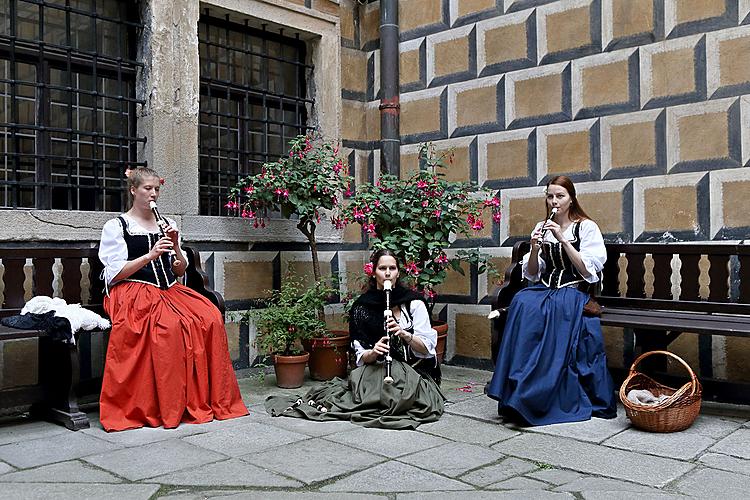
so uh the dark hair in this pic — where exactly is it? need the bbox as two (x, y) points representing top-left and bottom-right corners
(546, 175), (591, 221)
(368, 249), (400, 289)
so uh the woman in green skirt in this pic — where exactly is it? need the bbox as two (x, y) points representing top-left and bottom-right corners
(265, 249), (445, 429)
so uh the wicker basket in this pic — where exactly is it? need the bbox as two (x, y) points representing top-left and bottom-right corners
(619, 350), (702, 433)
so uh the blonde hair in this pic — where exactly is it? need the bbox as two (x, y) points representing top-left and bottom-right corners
(126, 166), (161, 205)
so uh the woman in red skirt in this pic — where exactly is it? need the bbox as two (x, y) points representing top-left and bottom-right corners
(97, 167), (248, 432)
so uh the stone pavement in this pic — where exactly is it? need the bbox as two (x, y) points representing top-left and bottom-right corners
(0, 366), (749, 499)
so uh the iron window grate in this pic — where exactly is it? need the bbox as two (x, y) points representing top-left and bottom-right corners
(0, 0), (145, 212)
(198, 12), (314, 216)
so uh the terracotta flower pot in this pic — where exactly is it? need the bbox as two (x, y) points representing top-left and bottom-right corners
(273, 352), (310, 388)
(432, 321), (448, 363)
(302, 330), (350, 381)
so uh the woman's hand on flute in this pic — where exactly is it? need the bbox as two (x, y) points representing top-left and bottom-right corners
(148, 236), (173, 261)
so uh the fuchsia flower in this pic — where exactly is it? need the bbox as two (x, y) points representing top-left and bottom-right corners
(424, 289), (436, 300)
(224, 200), (239, 210)
(492, 211), (502, 223)
(404, 262), (420, 276)
(435, 253), (449, 264)
(417, 180), (428, 189)
(422, 200), (429, 207)
(433, 209), (442, 218)
(364, 223), (376, 234)
(244, 186), (254, 194)
(363, 262), (374, 276)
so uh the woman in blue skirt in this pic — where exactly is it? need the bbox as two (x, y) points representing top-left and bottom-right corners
(487, 175), (617, 425)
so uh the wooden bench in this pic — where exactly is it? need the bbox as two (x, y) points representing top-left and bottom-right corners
(491, 241), (750, 404)
(0, 245), (223, 430)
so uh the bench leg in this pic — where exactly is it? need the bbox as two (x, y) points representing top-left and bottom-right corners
(634, 329), (684, 373)
(33, 337), (90, 431)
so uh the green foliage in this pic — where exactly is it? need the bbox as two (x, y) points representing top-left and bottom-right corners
(248, 274), (338, 356)
(336, 143), (502, 306)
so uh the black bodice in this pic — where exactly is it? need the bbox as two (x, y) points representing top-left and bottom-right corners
(117, 216), (176, 290)
(540, 221), (585, 289)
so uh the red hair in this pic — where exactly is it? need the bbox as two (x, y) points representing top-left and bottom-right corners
(545, 175), (591, 221)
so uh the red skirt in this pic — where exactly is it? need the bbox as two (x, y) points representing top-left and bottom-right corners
(100, 281), (248, 431)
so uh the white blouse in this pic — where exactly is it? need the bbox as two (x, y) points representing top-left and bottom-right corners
(521, 218), (606, 284)
(353, 300), (437, 366)
(98, 213), (181, 288)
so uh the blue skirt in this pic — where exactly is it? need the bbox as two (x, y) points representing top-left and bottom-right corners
(487, 284), (617, 425)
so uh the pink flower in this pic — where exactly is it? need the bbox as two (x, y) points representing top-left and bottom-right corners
(364, 223), (376, 234)
(282, 189), (289, 198)
(244, 186), (254, 194)
(433, 209), (442, 218)
(224, 200), (238, 210)
(435, 253), (449, 264)
(424, 289), (436, 300)
(363, 262), (374, 276)
(417, 180), (428, 189)
(404, 262), (420, 276)
(274, 188), (283, 196)
(422, 200), (429, 207)
(492, 211), (502, 223)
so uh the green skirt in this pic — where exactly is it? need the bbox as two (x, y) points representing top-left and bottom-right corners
(264, 359), (445, 430)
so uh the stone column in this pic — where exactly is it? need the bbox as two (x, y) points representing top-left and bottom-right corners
(136, 0), (201, 217)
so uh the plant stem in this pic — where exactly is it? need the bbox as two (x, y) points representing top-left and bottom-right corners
(297, 218), (325, 322)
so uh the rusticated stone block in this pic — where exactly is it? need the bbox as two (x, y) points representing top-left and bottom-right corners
(399, 148), (421, 179)
(707, 26), (750, 98)
(225, 322), (240, 361)
(572, 48), (638, 117)
(224, 261), (275, 300)
(454, 313), (492, 359)
(477, 9), (535, 75)
(427, 25), (476, 85)
(454, 0), (500, 21)
(633, 172), (707, 239)
(666, 98), (741, 172)
(479, 128), (534, 184)
(507, 193), (546, 240)
(400, 0), (446, 34)
(665, 0), (732, 37)
(600, 109), (663, 178)
(709, 167), (750, 238)
(605, 0), (654, 42)
(726, 337), (750, 382)
(341, 47), (368, 95)
(402, 137), (474, 183)
(312, 0), (340, 17)
(538, 0), (600, 63)
(576, 191), (624, 235)
(448, 75), (502, 135)
(339, 0), (357, 41)
(537, 119), (598, 181)
(436, 261), (471, 296)
(602, 325), (625, 369)
(342, 99), (368, 143)
(400, 87), (446, 141)
(486, 255), (511, 296)
(2, 339), (39, 388)
(640, 35), (704, 107)
(284, 258), (333, 291)
(359, 3), (380, 49)
(400, 38), (425, 90)
(505, 62), (570, 128)
(343, 255), (370, 293)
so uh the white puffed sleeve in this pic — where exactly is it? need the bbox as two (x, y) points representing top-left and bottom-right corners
(98, 218), (128, 287)
(578, 219), (607, 283)
(403, 300), (437, 358)
(521, 221), (546, 282)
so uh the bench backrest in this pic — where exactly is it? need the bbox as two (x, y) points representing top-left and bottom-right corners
(599, 243), (750, 315)
(0, 247), (104, 318)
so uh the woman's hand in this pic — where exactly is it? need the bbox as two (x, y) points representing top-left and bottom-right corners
(147, 236), (173, 261)
(542, 219), (565, 242)
(372, 336), (390, 356)
(530, 225), (543, 248)
(164, 223), (180, 247)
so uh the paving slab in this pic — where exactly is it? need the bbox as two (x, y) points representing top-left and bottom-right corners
(181, 421), (310, 456)
(0, 460), (122, 483)
(0, 419), (68, 446)
(81, 416), (211, 446)
(83, 438), (226, 481)
(459, 456), (539, 487)
(241, 437), (383, 484)
(698, 452), (750, 476)
(488, 476), (551, 490)
(320, 461), (474, 492)
(526, 411), (630, 443)
(444, 395), (504, 423)
(149, 457), (302, 487)
(683, 414), (744, 439)
(323, 426), (450, 458)
(581, 492), (688, 500)
(418, 413), (519, 445)
(493, 433), (695, 487)
(0, 482), (159, 499)
(256, 412), (361, 437)
(553, 476), (670, 493)
(602, 427), (716, 460)
(162, 493), (386, 500)
(0, 460), (15, 475)
(399, 442), (504, 477)
(672, 466), (750, 498)
(0, 430), (122, 468)
(526, 468), (584, 486)
(398, 491), (574, 499)
(708, 428), (750, 459)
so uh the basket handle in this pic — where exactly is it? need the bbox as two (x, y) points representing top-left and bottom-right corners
(627, 350), (700, 396)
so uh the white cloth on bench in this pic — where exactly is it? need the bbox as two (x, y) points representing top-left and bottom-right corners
(22, 296), (111, 343)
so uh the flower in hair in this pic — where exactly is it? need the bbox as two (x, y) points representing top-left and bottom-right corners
(124, 167), (133, 179)
(363, 262), (374, 276)
(160, 178), (165, 185)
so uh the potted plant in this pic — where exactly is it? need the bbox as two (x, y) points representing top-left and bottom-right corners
(228, 134), (354, 380)
(335, 143), (502, 362)
(251, 274), (330, 388)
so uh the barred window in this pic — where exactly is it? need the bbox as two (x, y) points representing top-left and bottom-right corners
(198, 13), (313, 216)
(0, 0), (144, 211)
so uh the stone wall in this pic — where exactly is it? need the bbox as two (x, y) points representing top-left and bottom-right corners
(338, 0), (750, 376)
